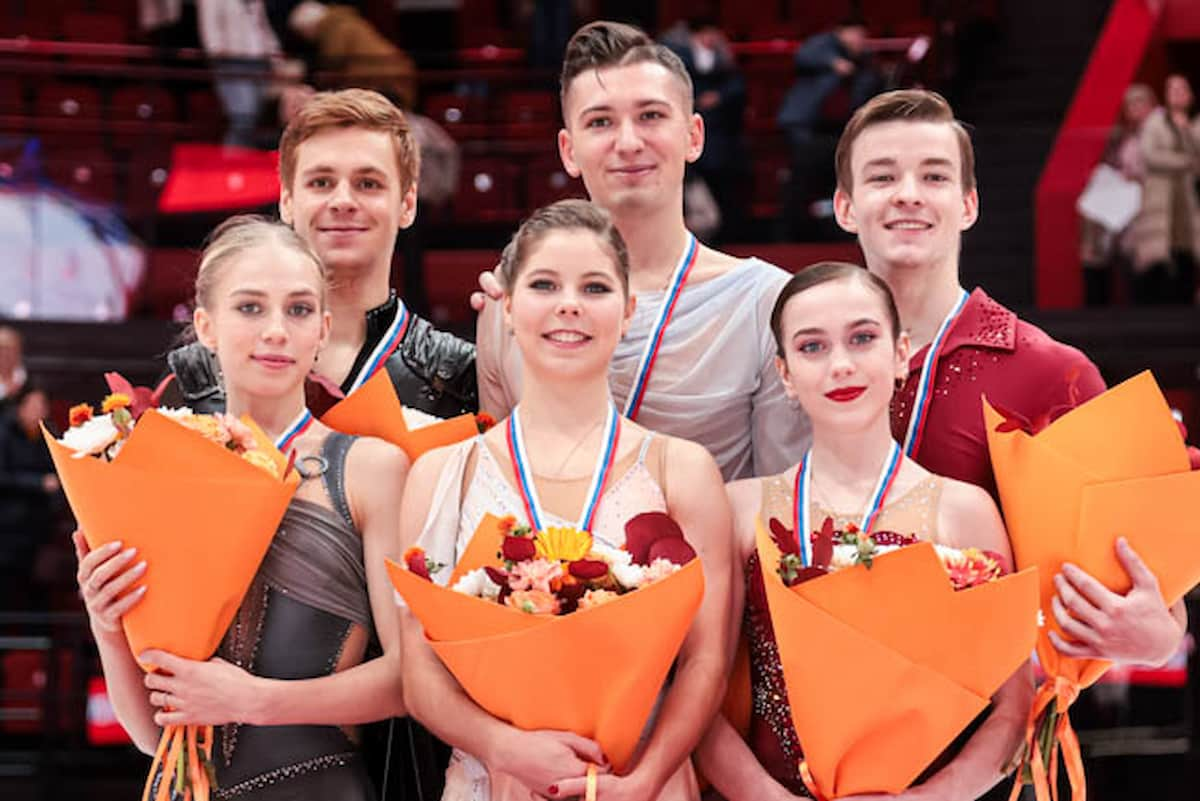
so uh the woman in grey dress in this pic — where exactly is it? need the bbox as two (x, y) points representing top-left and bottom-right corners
(74, 216), (410, 799)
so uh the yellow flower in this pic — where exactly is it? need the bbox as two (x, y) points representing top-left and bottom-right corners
(240, 449), (280, 478)
(100, 393), (132, 414)
(534, 526), (593, 563)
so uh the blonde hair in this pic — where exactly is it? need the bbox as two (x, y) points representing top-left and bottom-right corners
(835, 89), (976, 194)
(195, 215), (326, 310)
(278, 88), (420, 193)
(499, 200), (630, 295)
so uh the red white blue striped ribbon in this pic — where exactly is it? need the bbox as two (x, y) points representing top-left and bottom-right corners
(902, 288), (970, 458)
(622, 233), (698, 420)
(346, 301), (410, 394)
(506, 404), (621, 533)
(275, 407), (314, 453)
(793, 440), (903, 566)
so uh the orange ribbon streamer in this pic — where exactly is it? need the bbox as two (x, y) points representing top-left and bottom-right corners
(142, 723), (215, 801)
(1009, 678), (1083, 801)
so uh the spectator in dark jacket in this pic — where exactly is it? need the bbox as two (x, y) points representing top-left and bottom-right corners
(0, 382), (61, 609)
(664, 16), (748, 242)
(777, 19), (882, 236)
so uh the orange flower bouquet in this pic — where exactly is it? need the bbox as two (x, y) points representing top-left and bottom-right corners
(755, 517), (1039, 800)
(388, 511), (705, 773)
(45, 374), (299, 801)
(985, 371), (1200, 801)
(310, 368), (486, 460)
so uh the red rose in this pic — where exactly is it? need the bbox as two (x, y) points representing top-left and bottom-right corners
(624, 512), (689, 566)
(568, 559), (610, 580)
(502, 535), (537, 563)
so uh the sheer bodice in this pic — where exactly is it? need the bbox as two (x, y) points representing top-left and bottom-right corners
(212, 433), (376, 800)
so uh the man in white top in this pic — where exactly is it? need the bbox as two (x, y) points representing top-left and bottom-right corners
(476, 20), (810, 480)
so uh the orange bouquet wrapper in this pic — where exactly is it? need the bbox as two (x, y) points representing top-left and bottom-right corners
(755, 522), (1038, 800)
(387, 513), (705, 772)
(45, 409), (299, 801)
(319, 369), (479, 460)
(984, 371), (1200, 801)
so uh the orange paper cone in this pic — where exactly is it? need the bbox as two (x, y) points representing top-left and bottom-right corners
(319, 369), (478, 460)
(45, 410), (299, 665)
(984, 371), (1200, 800)
(388, 514), (706, 772)
(755, 524), (1038, 799)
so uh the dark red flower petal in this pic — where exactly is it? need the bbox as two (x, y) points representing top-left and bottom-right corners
(501, 535), (537, 563)
(624, 511), (685, 566)
(769, 517), (800, 556)
(811, 517), (835, 568)
(405, 551), (431, 581)
(484, 566), (509, 586)
(647, 537), (696, 566)
(568, 559), (610, 580)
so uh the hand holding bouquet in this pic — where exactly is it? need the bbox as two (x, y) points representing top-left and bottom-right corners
(389, 511), (705, 772)
(47, 373), (298, 801)
(756, 517), (1037, 800)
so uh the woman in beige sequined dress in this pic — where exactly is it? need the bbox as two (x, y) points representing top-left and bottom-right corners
(398, 201), (736, 801)
(697, 262), (1032, 801)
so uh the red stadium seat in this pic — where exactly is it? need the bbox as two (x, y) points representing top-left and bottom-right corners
(35, 83), (103, 121)
(499, 90), (557, 138)
(454, 157), (520, 223)
(422, 92), (488, 140)
(124, 147), (173, 217)
(525, 157), (584, 210)
(109, 85), (178, 147)
(43, 147), (118, 205)
(0, 75), (25, 115)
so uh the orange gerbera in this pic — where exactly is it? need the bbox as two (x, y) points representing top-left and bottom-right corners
(100, 393), (132, 414)
(68, 404), (94, 427)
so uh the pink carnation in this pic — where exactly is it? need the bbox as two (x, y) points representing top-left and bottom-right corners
(507, 558), (563, 594)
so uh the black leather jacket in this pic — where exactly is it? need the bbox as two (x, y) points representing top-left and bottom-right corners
(166, 297), (478, 418)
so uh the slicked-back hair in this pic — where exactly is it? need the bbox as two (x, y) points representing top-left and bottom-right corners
(835, 89), (976, 195)
(559, 20), (694, 114)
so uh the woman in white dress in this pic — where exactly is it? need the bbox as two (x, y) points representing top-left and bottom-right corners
(399, 200), (736, 801)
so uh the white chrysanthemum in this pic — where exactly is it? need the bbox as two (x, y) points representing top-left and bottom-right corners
(612, 561), (646, 590)
(402, 406), (440, 431)
(452, 567), (503, 600)
(61, 414), (122, 457)
(156, 406), (194, 420)
(590, 541), (633, 568)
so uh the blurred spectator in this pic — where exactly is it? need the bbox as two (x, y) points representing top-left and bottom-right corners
(0, 326), (27, 406)
(139, 0), (202, 50)
(1078, 83), (1156, 306)
(197, 0), (283, 147)
(663, 16), (748, 243)
(1129, 74), (1200, 305)
(275, 1), (417, 110)
(777, 19), (883, 238)
(0, 382), (61, 610)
